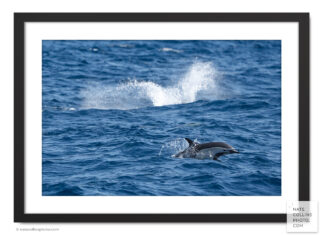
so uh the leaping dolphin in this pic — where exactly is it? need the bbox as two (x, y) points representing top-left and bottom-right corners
(174, 138), (239, 160)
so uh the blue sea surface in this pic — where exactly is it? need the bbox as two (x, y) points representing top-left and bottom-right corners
(42, 40), (281, 196)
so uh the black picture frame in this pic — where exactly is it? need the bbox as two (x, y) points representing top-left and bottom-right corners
(14, 12), (310, 223)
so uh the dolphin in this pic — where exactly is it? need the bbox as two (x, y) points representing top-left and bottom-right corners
(174, 138), (239, 160)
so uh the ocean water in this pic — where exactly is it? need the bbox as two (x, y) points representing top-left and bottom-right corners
(42, 40), (281, 196)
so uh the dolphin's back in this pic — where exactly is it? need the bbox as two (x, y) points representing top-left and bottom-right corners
(196, 142), (232, 151)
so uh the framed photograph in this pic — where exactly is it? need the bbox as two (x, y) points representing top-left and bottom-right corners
(14, 13), (309, 222)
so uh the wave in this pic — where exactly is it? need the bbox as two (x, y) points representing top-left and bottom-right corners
(81, 62), (223, 110)
(160, 47), (182, 53)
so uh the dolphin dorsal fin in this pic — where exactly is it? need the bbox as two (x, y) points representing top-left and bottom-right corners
(185, 138), (195, 147)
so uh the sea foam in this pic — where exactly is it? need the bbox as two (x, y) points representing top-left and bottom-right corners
(81, 62), (222, 110)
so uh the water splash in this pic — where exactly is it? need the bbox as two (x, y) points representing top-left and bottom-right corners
(159, 138), (200, 157)
(81, 62), (222, 110)
(159, 138), (189, 157)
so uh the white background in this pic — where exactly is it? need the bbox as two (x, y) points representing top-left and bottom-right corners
(0, 0), (323, 234)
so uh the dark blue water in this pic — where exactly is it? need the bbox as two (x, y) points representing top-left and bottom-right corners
(42, 40), (281, 196)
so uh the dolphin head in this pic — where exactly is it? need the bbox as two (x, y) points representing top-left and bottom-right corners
(214, 146), (239, 158)
(204, 143), (239, 160)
